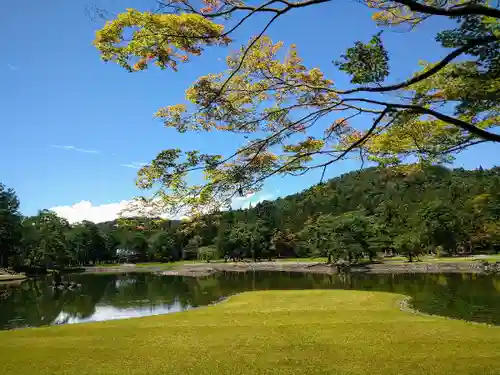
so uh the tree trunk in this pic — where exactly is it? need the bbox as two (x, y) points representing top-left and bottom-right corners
(327, 253), (332, 264)
(408, 252), (413, 262)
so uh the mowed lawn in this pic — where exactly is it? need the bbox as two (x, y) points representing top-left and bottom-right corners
(1, 290), (499, 375)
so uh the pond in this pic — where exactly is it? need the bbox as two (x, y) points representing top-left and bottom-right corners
(1, 271), (500, 330)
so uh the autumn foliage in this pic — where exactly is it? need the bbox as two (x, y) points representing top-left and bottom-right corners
(94, 0), (500, 215)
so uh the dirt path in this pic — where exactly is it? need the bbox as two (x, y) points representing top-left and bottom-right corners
(82, 259), (496, 277)
(155, 260), (487, 277)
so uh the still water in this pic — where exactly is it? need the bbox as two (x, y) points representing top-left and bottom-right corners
(1, 271), (500, 329)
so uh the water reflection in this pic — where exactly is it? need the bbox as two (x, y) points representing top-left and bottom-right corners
(0, 271), (499, 329)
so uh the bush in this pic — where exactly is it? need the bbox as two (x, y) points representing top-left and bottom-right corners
(182, 246), (199, 260)
(197, 246), (219, 263)
(435, 246), (445, 258)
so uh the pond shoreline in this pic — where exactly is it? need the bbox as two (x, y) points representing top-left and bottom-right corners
(2, 268), (499, 329)
(0, 274), (27, 284)
(83, 260), (494, 277)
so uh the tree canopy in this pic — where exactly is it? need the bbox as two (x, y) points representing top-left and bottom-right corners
(94, 0), (500, 215)
(0, 183), (21, 268)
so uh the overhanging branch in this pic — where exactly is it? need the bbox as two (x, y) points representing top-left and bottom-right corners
(394, 0), (500, 19)
(344, 98), (500, 143)
(341, 35), (499, 95)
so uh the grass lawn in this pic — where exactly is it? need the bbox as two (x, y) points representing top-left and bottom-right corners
(135, 260), (222, 267)
(95, 260), (220, 268)
(134, 262), (180, 268)
(1, 290), (499, 375)
(387, 254), (500, 264)
(276, 257), (328, 262)
(92, 262), (182, 269)
(93, 254), (500, 269)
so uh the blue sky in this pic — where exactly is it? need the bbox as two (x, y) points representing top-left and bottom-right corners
(1, 0), (498, 222)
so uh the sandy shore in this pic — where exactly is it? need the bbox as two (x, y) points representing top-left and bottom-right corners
(81, 259), (500, 277)
(156, 260), (490, 277)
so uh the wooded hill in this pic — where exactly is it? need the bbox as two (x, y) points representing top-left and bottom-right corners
(215, 165), (500, 262)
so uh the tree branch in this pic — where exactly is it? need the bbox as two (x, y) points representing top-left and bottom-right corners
(207, 12), (282, 110)
(239, 108), (391, 191)
(394, 0), (500, 19)
(341, 35), (499, 95)
(343, 98), (500, 142)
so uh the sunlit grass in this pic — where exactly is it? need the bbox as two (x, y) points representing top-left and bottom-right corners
(0, 290), (499, 375)
(93, 261), (196, 268)
(93, 254), (500, 269)
(134, 262), (179, 267)
(94, 263), (122, 267)
(276, 257), (328, 262)
(387, 254), (500, 264)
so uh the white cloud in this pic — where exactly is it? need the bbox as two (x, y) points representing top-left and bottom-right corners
(232, 191), (274, 210)
(233, 192), (255, 201)
(7, 64), (18, 71)
(120, 162), (146, 169)
(50, 198), (190, 224)
(51, 190), (276, 224)
(50, 200), (134, 224)
(51, 145), (100, 154)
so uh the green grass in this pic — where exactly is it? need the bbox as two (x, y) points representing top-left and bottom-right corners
(387, 254), (500, 264)
(424, 255), (500, 263)
(91, 262), (182, 269)
(0, 290), (499, 375)
(91, 254), (500, 271)
(276, 257), (328, 262)
(93, 263), (122, 267)
(383, 255), (408, 261)
(134, 262), (180, 267)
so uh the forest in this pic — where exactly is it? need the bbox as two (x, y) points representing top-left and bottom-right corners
(1, 164), (500, 271)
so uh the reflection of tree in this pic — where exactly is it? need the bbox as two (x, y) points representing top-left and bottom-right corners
(0, 287), (12, 300)
(1, 272), (500, 329)
(46, 274), (112, 322)
(0, 279), (66, 328)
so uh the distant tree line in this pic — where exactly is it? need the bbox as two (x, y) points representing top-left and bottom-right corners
(0, 183), (183, 270)
(1, 165), (500, 270)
